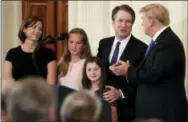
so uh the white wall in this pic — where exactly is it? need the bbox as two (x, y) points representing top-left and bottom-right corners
(0, 0), (2, 81)
(1, 1), (22, 80)
(2, 1), (22, 63)
(68, 1), (188, 97)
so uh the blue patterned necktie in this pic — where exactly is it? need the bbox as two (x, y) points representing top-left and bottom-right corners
(145, 39), (154, 56)
(111, 41), (121, 64)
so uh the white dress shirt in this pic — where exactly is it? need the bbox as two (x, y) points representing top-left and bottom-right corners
(109, 34), (132, 99)
(152, 26), (168, 42)
(109, 34), (131, 62)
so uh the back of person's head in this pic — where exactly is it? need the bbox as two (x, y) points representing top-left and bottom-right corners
(112, 4), (136, 24)
(6, 76), (55, 122)
(60, 90), (102, 122)
(139, 3), (170, 26)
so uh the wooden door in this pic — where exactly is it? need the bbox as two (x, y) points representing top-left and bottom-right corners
(22, 0), (68, 61)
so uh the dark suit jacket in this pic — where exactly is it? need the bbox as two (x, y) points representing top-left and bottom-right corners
(128, 27), (187, 121)
(97, 35), (147, 121)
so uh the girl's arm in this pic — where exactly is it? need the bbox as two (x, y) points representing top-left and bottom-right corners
(2, 61), (13, 94)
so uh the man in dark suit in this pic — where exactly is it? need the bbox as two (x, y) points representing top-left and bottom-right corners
(97, 4), (147, 121)
(110, 3), (187, 121)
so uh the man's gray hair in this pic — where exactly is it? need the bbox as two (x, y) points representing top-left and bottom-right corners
(6, 76), (55, 122)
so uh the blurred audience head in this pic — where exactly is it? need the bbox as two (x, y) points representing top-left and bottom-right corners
(60, 90), (102, 122)
(132, 118), (163, 122)
(6, 76), (56, 122)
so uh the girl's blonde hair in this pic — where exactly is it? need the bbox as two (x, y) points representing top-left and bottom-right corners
(59, 28), (92, 76)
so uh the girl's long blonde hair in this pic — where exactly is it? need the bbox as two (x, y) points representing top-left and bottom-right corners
(59, 28), (92, 76)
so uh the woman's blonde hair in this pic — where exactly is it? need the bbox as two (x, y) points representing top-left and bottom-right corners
(59, 28), (92, 76)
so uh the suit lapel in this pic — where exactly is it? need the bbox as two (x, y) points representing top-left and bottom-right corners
(141, 27), (171, 65)
(106, 37), (114, 63)
(143, 40), (158, 59)
(119, 35), (134, 61)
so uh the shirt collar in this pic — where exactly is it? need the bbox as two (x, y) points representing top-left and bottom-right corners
(114, 34), (131, 47)
(152, 26), (168, 42)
